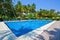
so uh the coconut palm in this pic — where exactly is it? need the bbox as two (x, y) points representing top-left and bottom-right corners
(30, 3), (36, 13)
(15, 0), (22, 20)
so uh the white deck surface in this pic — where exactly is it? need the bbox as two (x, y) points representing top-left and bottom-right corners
(0, 21), (60, 40)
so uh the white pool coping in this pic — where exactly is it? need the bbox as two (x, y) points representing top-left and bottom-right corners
(0, 22), (9, 30)
(32, 21), (56, 34)
(0, 21), (56, 40)
(0, 22), (16, 38)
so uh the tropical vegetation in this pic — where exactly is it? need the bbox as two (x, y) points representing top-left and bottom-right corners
(0, 0), (60, 21)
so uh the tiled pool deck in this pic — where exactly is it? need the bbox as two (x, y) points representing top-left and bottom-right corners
(0, 21), (60, 40)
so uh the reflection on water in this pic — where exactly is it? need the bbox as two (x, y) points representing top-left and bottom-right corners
(11, 27), (33, 37)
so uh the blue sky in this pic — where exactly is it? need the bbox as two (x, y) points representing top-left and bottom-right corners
(13, 0), (60, 11)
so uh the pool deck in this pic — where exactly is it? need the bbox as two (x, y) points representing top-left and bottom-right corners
(40, 21), (60, 40)
(17, 21), (60, 40)
(0, 21), (60, 40)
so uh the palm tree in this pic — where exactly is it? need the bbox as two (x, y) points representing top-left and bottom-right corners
(30, 3), (36, 13)
(27, 4), (31, 13)
(34, 12), (39, 19)
(15, 0), (22, 20)
(49, 9), (55, 17)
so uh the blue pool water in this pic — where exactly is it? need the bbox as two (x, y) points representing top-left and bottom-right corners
(5, 20), (52, 37)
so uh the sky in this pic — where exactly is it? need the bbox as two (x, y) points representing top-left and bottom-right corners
(13, 0), (60, 11)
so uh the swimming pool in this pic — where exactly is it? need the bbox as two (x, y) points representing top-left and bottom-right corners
(5, 20), (52, 37)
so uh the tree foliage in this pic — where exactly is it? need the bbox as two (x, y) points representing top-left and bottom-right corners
(0, 0), (16, 21)
(0, 0), (60, 21)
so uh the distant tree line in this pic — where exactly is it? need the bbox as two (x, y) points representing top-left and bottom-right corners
(0, 0), (60, 21)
